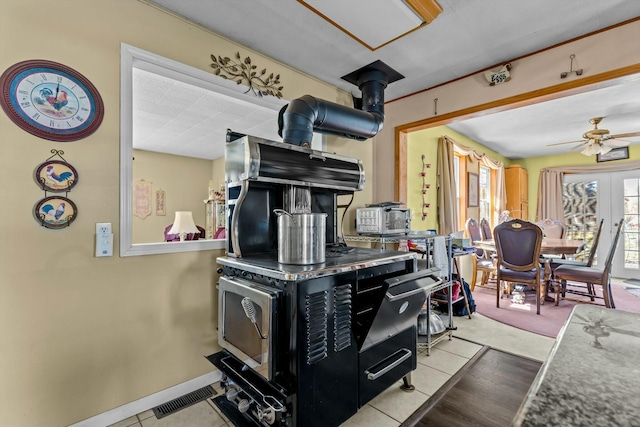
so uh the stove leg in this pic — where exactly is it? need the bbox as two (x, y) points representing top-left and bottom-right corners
(400, 373), (415, 392)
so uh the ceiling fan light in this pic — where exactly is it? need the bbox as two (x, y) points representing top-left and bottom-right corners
(581, 143), (599, 156)
(599, 145), (613, 155)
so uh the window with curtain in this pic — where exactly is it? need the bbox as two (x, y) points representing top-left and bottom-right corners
(479, 165), (492, 223)
(437, 136), (505, 236)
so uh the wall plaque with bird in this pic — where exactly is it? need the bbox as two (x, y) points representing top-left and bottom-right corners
(35, 160), (78, 192)
(34, 196), (77, 229)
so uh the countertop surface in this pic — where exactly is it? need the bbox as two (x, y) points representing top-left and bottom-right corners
(513, 304), (640, 427)
(217, 247), (418, 281)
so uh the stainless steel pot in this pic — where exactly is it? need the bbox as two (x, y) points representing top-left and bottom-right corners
(274, 209), (327, 264)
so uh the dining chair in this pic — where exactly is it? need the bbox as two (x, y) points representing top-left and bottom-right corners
(535, 218), (566, 239)
(465, 218), (497, 291)
(551, 218), (604, 269)
(552, 218), (625, 308)
(550, 218), (604, 301)
(493, 219), (544, 315)
(480, 218), (493, 240)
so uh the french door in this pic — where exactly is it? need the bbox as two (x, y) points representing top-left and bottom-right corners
(563, 170), (640, 280)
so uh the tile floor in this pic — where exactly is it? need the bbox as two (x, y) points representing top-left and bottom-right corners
(108, 313), (555, 427)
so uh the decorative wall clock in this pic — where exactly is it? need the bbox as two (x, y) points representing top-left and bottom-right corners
(0, 60), (104, 141)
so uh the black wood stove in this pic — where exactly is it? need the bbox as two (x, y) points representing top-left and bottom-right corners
(206, 62), (440, 426)
(210, 249), (440, 427)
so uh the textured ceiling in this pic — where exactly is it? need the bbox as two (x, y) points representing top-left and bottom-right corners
(133, 68), (284, 160)
(140, 0), (640, 159)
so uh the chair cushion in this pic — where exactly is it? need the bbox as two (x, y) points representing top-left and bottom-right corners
(498, 266), (539, 281)
(553, 265), (604, 283)
(550, 259), (588, 269)
(477, 258), (495, 269)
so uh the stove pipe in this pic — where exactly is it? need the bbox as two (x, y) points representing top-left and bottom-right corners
(278, 61), (403, 146)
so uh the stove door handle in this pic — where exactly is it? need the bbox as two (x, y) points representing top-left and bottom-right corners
(309, 153), (326, 162)
(365, 348), (412, 381)
(386, 277), (443, 302)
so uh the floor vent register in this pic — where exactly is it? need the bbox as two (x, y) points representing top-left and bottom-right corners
(152, 385), (215, 419)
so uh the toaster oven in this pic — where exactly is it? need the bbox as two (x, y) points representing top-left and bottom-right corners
(356, 206), (411, 236)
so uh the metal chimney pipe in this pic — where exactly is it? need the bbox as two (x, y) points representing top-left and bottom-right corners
(278, 61), (403, 146)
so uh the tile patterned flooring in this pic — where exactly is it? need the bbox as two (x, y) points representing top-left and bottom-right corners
(108, 314), (555, 427)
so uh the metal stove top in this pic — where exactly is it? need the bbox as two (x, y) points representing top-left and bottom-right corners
(217, 247), (417, 282)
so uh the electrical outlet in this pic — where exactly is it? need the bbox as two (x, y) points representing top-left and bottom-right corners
(96, 223), (111, 235)
(95, 223), (113, 257)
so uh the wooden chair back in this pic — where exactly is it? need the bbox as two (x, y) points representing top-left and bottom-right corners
(585, 218), (605, 267)
(465, 218), (484, 257)
(480, 218), (492, 240)
(493, 219), (544, 314)
(494, 219), (543, 272)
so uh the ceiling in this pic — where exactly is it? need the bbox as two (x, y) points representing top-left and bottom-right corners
(133, 68), (284, 160)
(142, 0), (640, 159)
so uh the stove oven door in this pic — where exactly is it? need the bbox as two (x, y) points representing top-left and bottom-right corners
(358, 268), (441, 406)
(218, 276), (281, 381)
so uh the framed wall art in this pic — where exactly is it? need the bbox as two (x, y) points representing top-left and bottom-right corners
(133, 179), (152, 219)
(468, 172), (479, 207)
(34, 196), (77, 229)
(596, 146), (629, 163)
(156, 189), (166, 216)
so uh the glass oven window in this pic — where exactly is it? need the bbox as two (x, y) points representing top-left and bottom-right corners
(224, 291), (263, 364)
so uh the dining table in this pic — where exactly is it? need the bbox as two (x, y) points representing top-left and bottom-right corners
(473, 238), (586, 256)
(472, 238), (586, 303)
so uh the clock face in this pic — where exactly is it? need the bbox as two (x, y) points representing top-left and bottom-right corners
(0, 60), (104, 141)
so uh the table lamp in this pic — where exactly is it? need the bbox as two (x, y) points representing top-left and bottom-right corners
(168, 211), (199, 242)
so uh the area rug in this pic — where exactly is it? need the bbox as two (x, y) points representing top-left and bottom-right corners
(470, 283), (640, 338)
(401, 346), (541, 427)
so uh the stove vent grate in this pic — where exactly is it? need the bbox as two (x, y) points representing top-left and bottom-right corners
(305, 290), (328, 364)
(334, 284), (352, 352)
(151, 385), (215, 419)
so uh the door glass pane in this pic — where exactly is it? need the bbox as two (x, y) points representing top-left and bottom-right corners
(624, 178), (639, 196)
(624, 178), (640, 269)
(563, 180), (598, 263)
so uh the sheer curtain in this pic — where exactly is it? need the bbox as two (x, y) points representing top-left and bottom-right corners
(437, 136), (506, 234)
(536, 160), (640, 221)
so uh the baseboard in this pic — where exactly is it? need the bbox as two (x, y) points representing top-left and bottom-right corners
(68, 370), (222, 427)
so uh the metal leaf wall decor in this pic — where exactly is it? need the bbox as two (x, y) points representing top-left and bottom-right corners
(210, 52), (284, 98)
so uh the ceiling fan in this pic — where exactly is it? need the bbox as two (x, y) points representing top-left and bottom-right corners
(547, 117), (640, 156)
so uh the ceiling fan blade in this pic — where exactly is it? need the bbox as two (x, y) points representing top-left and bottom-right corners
(572, 141), (589, 150)
(546, 139), (586, 147)
(610, 131), (640, 139)
(606, 139), (631, 147)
